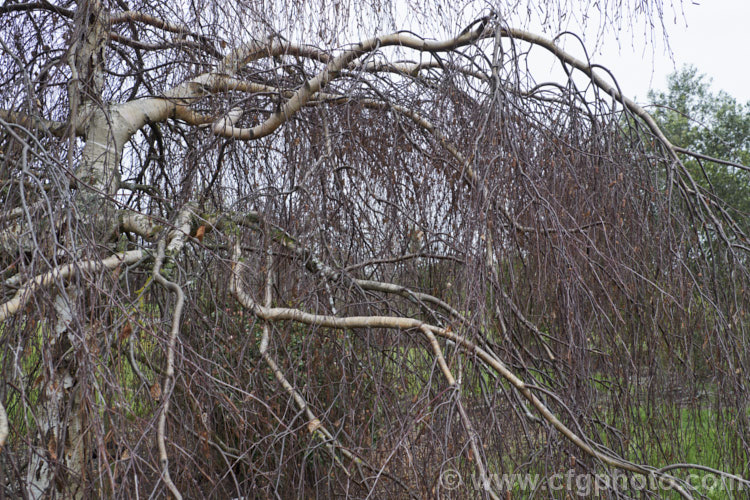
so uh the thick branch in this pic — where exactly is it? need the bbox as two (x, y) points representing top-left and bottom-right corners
(0, 400), (7, 449)
(212, 26), (490, 139)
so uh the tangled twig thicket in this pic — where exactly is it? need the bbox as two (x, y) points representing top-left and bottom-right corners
(0, 1), (748, 498)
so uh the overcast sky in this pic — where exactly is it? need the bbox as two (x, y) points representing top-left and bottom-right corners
(364, 1), (749, 105)
(547, 0), (750, 104)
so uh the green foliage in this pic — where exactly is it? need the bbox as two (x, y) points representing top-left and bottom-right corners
(649, 66), (750, 229)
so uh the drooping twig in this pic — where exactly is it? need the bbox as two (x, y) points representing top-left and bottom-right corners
(421, 325), (500, 500)
(231, 242), (419, 498)
(150, 205), (194, 500)
(230, 247), (694, 499)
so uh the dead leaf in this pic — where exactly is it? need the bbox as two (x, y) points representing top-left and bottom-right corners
(195, 225), (206, 242)
(150, 382), (162, 401)
(308, 418), (322, 433)
(119, 322), (132, 342)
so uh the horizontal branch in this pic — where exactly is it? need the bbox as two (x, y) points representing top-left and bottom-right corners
(0, 1), (74, 18)
(120, 212), (163, 239)
(229, 244), (692, 498)
(0, 109), (72, 137)
(110, 10), (199, 36)
(343, 252), (465, 271)
(674, 146), (750, 173)
(233, 211), (464, 320)
(0, 250), (144, 322)
(109, 33), (210, 54)
(1, 205), (195, 322)
(212, 25), (490, 139)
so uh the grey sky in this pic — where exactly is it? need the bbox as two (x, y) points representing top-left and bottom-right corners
(562, 0), (750, 104)
(333, 1), (750, 105)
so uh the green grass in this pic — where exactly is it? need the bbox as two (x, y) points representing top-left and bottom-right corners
(1, 310), (164, 445)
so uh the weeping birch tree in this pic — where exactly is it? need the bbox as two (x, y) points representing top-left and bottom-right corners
(1, 0), (749, 498)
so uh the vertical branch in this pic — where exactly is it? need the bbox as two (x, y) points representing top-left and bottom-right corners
(230, 242), (400, 484)
(151, 239), (184, 500)
(0, 400), (6, 449)
(150, 205), (194, 500)
(234, 242), (337, 457)
(420, 325), (500, 500)
(66, 45), (79, 169)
